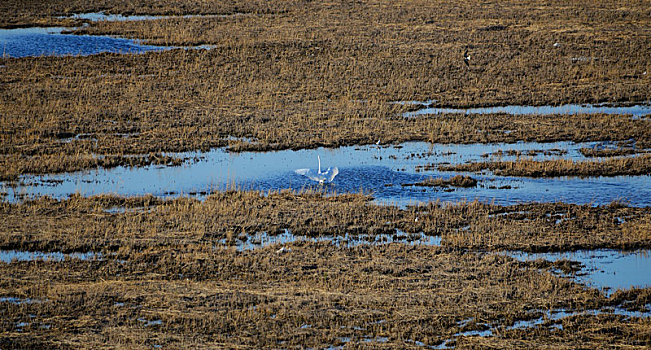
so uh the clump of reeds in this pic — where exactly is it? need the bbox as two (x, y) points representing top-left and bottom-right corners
(403, 175), (478, 188)
(579, 147), (640, 158)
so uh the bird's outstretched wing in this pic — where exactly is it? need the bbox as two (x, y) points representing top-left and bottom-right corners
(324, 167), (339, 183)
(295, 168), (323, 182)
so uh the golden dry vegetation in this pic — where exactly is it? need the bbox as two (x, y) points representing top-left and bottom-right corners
(1, 0), (650, 179)
(436, 153), (651, 177)
(1, 191), (649, 262)
(1, 192), (650, 348)
(0, 0), (296, 28)
(403, 175), (478, 188)
(1, 0), (651, 348)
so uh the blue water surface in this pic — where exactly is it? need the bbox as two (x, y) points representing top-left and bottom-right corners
(4, 141), (650, 207)
(0, 27), (169, 58)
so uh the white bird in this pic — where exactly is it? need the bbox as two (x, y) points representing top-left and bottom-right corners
(295, 155), (339, 184)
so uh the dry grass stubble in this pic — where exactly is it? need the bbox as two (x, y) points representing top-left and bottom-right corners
(1, 0), (650, 179)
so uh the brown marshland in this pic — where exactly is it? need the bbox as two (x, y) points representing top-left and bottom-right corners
(1, 0), (650, 348)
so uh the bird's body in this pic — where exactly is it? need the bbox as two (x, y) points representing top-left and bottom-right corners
(295, 155), (339, 184)
(463, 49), (470, 68)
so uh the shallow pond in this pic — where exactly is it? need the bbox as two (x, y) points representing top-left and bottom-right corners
(3, 141), (650, 207)
(506, 249), (651, 296)
(0, 27), (169, 58)
(404, 103), (651, 118)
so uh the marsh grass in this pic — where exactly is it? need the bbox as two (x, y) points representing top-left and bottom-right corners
(579, 147), (641, 158)
(436, 153), (651, 177)
(0, 191), (650, 348)
(1, 0), (650, 178)
(1, 191), (649, 256)
(0, 0), (296, 28)
(403, 175), (478, 188)
(2, 0), (651, 348)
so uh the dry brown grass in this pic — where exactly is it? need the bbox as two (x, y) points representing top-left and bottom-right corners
(0, 245), (626, 349)
(0, 0), (298, 28)
(1, 1), (650, 347)
(435, 153), (651, 177)
(1, 191), (649, 257)
(579, 147), (641, 157)
(403, 175), (478, 188)
(0, 192), (650, 349)
(1, 0), (650, 179)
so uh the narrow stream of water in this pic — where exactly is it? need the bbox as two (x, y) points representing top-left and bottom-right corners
(404, 103), (651, 118)
(0, 250), (101, 263)
(218, 230), (441, 251)
(59, 12), (240, 22)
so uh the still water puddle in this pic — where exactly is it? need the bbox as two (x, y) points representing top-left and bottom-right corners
(508, 306), (650, 331)
(0, 250), (101, 263)
(220, 230), (441, 251)
(3, 141), (650, 207)
(425, 303), (650, 348)
(60, 12), (242, 22)
(137, 318), (163, 327)
(0, 297), (44, 304)
(0, 11), (245, 58)
(404, 103), (651, 118)
(506, 249), (651, 296)
(0, 27), (170, 57)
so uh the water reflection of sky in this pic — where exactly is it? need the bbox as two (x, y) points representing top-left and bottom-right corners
(59, 12), (230, 22)
(0, 27), (169, 57)
(506, 249), (651, 296)
(220, 230), (442, 251)
(3, 141), (650, 207)
(0, 250), (101, 263)
(404, 103), (651, 118)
